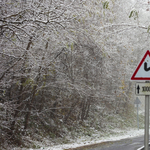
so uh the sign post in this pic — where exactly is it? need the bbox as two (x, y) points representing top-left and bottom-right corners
(145, 95), (149, 150)
(131, 50), (150, 150)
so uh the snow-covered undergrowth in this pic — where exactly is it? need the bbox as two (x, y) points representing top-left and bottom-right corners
(12, 128), (144, 150)
(9, 107), (144, 150)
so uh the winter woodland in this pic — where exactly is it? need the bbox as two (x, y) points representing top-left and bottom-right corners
(0, 0), (150, 149)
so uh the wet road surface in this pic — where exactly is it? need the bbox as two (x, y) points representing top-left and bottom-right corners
(68, 136), (150, 150)
(87, 136), (149, 150)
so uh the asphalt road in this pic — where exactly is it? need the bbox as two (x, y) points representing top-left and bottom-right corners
(87, 136), (148, 150)
(69, 136), (150, 150)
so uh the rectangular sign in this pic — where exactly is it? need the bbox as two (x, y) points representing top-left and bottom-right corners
(135, 82), (150, 95)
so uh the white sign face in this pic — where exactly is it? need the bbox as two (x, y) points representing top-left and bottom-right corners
(135, 55), (150, 78)
(131, 50), (150, 80)
(135, 82), (150, 95)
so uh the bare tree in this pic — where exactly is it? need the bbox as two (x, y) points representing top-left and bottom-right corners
(0, 0), (149, 148)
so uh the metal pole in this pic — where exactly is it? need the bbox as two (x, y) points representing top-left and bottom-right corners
(144, 95), (149, 150)
(137, 104), (139, 130)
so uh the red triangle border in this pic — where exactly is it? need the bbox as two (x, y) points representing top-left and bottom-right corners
(131, 50), (150, 80)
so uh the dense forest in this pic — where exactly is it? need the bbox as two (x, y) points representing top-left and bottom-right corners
(0, 0), (149, 149)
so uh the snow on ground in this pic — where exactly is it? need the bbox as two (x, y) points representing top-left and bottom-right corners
(18, 128), (144, 150)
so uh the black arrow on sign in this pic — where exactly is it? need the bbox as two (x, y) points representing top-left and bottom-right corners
(137, 85), (140, 94)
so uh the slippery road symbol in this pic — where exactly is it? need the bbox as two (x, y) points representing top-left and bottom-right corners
(144, 62), (150, 71)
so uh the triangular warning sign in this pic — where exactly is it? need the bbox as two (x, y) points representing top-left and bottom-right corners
(131, 50), (150, 80)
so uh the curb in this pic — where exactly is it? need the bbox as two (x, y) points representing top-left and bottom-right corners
(137, 145), (144, 150)
(137, 143), (150, 150)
